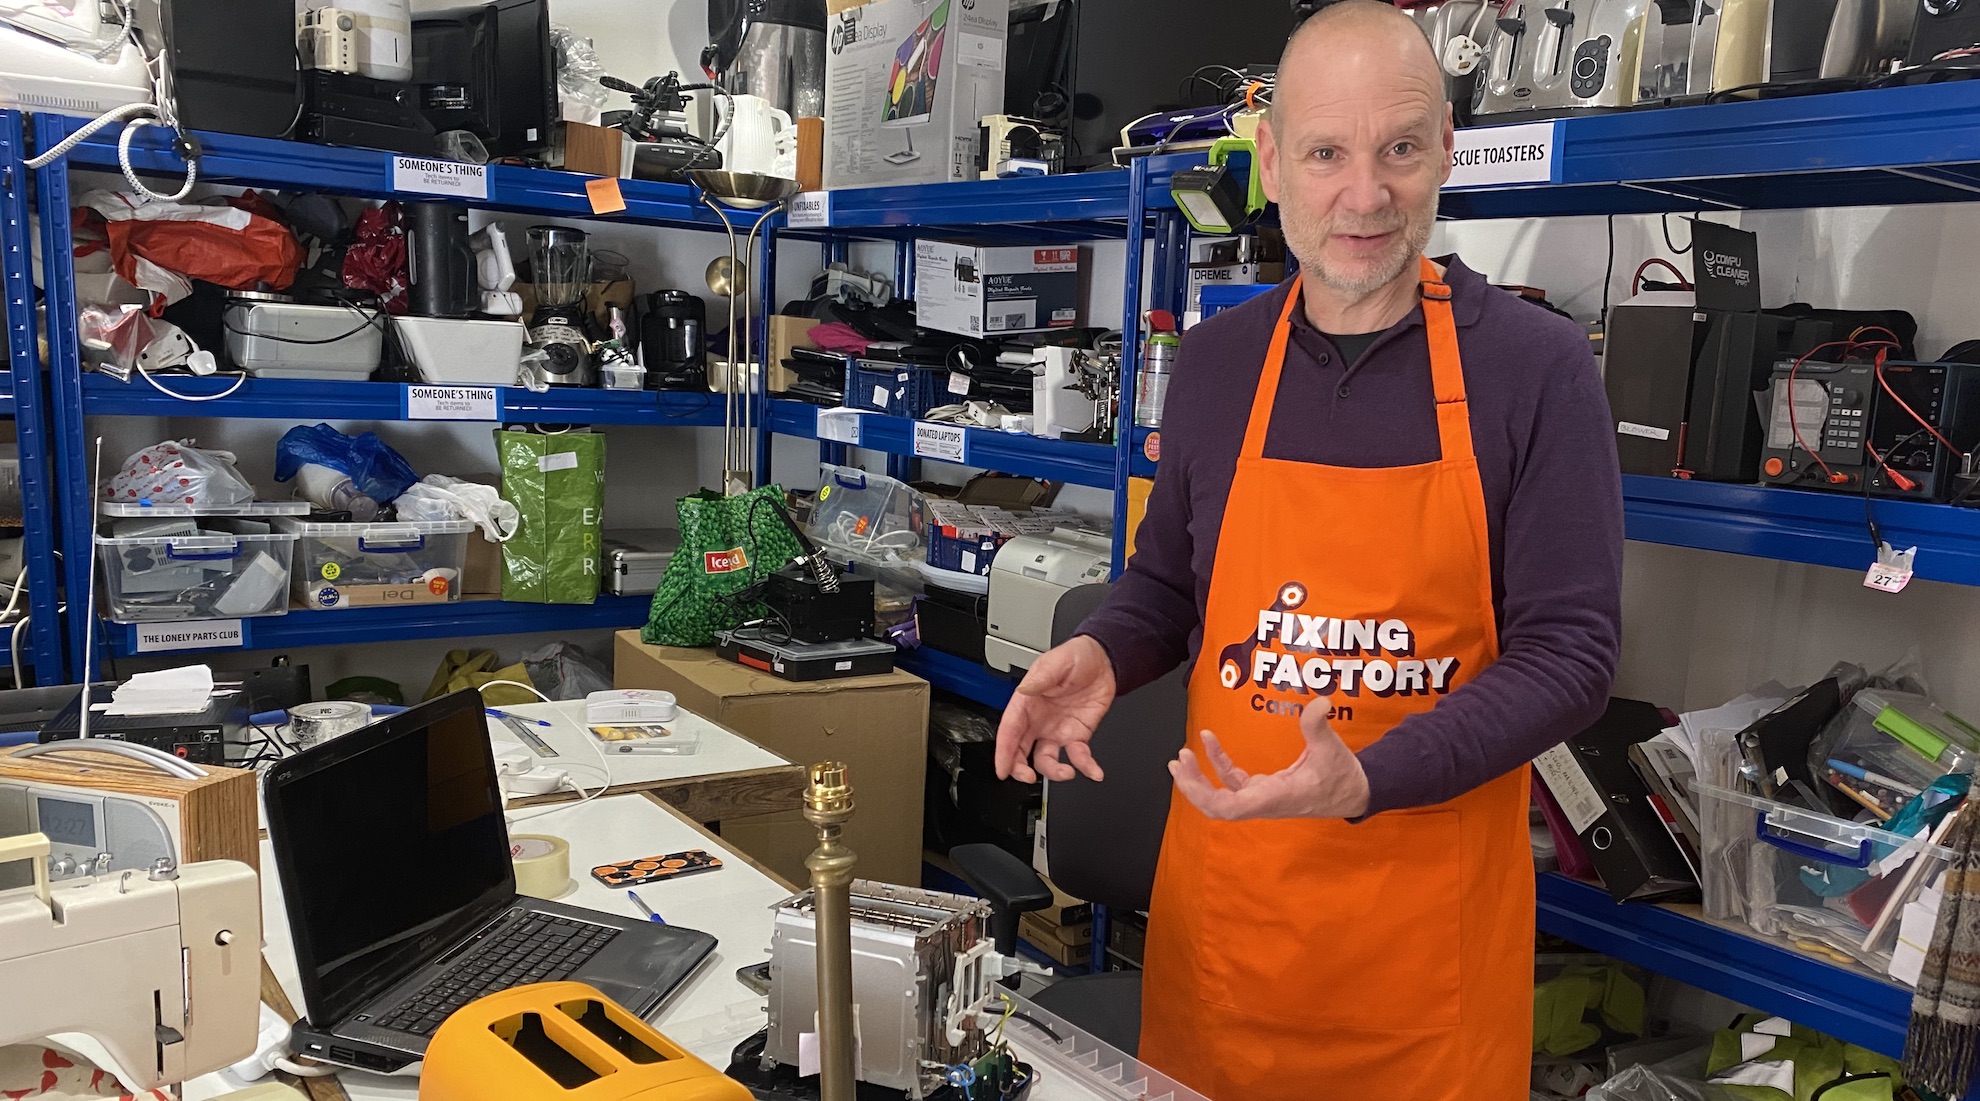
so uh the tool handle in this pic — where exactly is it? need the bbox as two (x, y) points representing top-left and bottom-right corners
(1755, 811), (1875, 869)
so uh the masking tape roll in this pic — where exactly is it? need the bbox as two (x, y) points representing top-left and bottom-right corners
(511, 834), (570, 900)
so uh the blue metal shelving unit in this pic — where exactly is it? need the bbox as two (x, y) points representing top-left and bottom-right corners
(895, 645), (1015, 711)
(767, 399), (1118, 488)
(103, 595), (653, 659)
(29, 112), (777, 678)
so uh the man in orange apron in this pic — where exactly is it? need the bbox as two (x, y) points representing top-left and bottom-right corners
(995, 4), (1623, 1098)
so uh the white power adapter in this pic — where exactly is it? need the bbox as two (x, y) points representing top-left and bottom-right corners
(1443, 36), (1485, 76)
(506, 766), (571, 795)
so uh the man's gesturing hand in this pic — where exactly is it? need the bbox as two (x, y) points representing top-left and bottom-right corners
(1170, 701), (1371, 820)
(994, 635), (1116, 784)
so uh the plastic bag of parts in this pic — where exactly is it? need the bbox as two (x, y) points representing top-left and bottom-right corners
(74, 190), (304, 307)
(523, 641), (611, 701)
(551, 26), (610, 122)
(396, 475), (520, 543)
(274, 424), (421, 505)
(342, 202), (410, 315)
(103, 440), (255, 509)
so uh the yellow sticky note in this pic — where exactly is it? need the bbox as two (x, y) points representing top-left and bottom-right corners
(585, 176), (626, 215)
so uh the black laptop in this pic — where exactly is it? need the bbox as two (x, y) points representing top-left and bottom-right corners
(266, 687), (718, 1073)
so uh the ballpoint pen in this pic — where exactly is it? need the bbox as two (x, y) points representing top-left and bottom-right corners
(487, 707), (553, 727)
(628, 890), (665, 924)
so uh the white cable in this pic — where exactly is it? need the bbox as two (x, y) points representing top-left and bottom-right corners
(271, 1056), (339, 1078)
(136, 361), (247, 402)
(482, 679), (614, 824)
(23, 1), (199, 202)
(9, 614), (26, 686)
(0, 566), (27, 622)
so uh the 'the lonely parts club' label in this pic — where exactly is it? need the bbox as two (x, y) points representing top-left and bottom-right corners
(1215, 581), (1461, 718)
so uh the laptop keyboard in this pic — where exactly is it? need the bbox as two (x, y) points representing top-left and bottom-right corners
(375, 914), (622, 1036)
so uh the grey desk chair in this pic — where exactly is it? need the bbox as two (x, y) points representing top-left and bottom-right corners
(951, 583), (1187, 1055)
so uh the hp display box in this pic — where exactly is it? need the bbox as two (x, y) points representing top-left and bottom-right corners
(824, 0), (1009, 189)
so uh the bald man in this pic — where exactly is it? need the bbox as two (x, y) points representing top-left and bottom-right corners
(994, 4), (1623, 1097)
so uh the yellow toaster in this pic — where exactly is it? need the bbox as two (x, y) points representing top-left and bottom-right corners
(418, 982), (750, 1101)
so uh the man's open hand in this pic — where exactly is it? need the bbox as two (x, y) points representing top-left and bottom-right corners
(994, 635), (1116, 784)
(1170, 701), (1371, 820)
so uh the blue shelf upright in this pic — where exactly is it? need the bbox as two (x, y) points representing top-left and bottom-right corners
(0, 111), (65, 680)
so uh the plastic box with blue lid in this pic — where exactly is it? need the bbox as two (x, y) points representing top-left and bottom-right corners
(275, 517), (475, 610)
(1809, 688), (1980, 817)
(96, 521), (298, 623)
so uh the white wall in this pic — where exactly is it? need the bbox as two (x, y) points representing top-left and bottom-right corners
(1433, 205), (1980, 720)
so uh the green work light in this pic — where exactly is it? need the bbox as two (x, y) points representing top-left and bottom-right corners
(1169, 138), (1266, 234)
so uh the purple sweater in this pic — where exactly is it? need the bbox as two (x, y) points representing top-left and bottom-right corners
(1077, 256), (1624, 817)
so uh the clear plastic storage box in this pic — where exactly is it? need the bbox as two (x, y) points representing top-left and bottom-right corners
(276, 518), (475, 610)
(808, 463), (925, 565)
(1809, 688), (1980, 816)
(96, 525), (298, 623)
(1698, 782), (1956, 984)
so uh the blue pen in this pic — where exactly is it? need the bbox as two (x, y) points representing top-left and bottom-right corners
(627, 890), (665, 924)
(487, 707), (553, 728)
(1826, 758), (1924, 796)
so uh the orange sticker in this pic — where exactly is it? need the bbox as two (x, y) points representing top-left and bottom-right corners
(1144, 432), (1162, 463)
(855, 516), (870, 535)
(428, 576), (451, 596)
(585, 176), (627, 214)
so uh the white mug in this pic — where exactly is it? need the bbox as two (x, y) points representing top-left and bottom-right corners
(717, 94), (796, 177)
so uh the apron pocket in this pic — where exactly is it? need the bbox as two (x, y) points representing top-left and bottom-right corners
(1200, 808), (1464, 1030)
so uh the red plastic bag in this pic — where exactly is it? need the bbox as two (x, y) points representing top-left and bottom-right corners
(342, 201), (410, 315)
(76, 191), (302, 304)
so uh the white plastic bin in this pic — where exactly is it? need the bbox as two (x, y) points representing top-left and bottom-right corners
(808, 463), (924, 564)
(394, 316), (528, 385)
(96, 529), (297, 622)
(277, 518), (474, 610)
(1698, 782), (1956, 983)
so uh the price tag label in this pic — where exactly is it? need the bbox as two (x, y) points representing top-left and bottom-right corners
(788, 192), (831, 228)
(407, 385), (499, 421)
(913, 422), (968, 464)
(1865, 562), (1914, 594)
(948, 371), (971, 396)
(817, 409), (863, 445)
(392, 155), (488, 200)
(135, 619), (244, 653)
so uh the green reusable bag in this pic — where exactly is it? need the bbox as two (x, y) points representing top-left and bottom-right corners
(496, 430), (607, 604)
(642, 485), (803, 647)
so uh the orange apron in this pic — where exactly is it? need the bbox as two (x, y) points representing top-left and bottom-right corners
(1139, 259), (1533, 1101)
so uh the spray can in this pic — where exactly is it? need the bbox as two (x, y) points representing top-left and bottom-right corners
(1136, 332), (1180, 428)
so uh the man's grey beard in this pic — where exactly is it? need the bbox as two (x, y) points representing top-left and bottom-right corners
(1282, 191), (1440, 301)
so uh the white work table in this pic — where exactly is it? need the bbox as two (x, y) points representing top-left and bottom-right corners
(488, 700), (805, 824)
(188, 791), (1182, 1101)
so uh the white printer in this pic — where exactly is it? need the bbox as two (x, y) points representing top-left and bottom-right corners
(985, 527), (1113, 672)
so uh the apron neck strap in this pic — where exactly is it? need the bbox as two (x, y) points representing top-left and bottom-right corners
(1240, 259), (1475, 463)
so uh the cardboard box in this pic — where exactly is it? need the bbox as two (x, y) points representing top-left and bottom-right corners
(767, 315), (822, 394)
(914, 242), (1083, 338)
(465, 536), (502, 596)
(1021, 913), (1092, 967)
(1021, 911), (1093, 947)
(614, 633), (929, 886)
(823, 0), (1008, 190)
(1185, 261), (1285, 324)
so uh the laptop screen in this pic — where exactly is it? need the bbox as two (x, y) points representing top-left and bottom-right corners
(268, 691), (515, 1026)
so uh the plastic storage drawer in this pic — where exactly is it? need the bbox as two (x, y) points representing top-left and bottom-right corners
(277, 518), (474, 610)
(1698, 782), (1956, 983)
(96, 529), (298, 623)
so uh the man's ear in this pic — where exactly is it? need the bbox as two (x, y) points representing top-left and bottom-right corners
(1437, 103), (1456, 187)
(1260, 118), (1283, 206)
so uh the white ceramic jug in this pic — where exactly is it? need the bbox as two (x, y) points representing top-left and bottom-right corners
(716, 93), (796, 177)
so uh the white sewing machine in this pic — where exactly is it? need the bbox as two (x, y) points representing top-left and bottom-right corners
(0, 831), (261, 1092)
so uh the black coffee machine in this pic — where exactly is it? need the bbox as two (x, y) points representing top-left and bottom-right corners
(637, 291), (708, 391)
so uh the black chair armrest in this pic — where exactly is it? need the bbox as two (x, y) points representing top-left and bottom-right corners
(949, 843), (1054, 956)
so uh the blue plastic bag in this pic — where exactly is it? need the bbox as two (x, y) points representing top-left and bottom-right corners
(273, 424), (420, 503)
